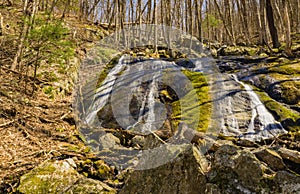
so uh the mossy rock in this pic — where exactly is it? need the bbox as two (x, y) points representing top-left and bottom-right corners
(17, 159), (116, 194)
(254, 87), (300, 131)
(171, 70), (211, 132)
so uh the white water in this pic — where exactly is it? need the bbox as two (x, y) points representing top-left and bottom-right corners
(85, 55), (127, 125)
(230, 74), (287, 139)
(141, 72), (160, 133)
(84, 55), (287, 141)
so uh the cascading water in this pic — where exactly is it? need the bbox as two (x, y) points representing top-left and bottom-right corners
(230, 74), (287, 140)
(214, 72), (287, 141)
(85, 55), (127, 125)
(83, 54), (287, 143)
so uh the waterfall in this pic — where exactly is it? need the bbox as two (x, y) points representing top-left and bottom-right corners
(85, 55), (127, 125)
(230, 74), (287, 140)
(82, 54), (287, 142)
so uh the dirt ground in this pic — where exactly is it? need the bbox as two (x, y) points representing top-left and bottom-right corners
(0, 64), (88, 193)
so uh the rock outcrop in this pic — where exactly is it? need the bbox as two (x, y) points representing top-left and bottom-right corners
(119, 144), (207, 194)
(17, 159), (116, 194)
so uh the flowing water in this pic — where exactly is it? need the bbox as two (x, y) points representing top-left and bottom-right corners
(82, 55), (287, 142)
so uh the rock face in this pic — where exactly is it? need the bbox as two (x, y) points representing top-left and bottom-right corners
(208, 144), (300, 193)
(119, 144), (207, 194)
(17, 159), (116, 194)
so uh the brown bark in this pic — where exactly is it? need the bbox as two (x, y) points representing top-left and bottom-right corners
(266, 0), (280, 48)
(213, 0), (235, 45)
(282, 0), (292, 56)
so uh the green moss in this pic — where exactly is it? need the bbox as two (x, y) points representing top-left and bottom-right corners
(96, 54), (122, 88)
(268, 62), (300, 75)
(254, 87), (300, 131)
(17, 161), (79, 194)
(171, 70), (211, 132)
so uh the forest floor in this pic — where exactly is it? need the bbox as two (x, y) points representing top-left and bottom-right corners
(0, 64), (93, 192)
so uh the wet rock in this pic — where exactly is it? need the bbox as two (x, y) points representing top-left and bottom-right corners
(119, 144), (207, 194)
(17, 159), (116, 194)
(278, 147), (300, 164)
(253, 148), (286, 171)
(273, 171), (300, 193)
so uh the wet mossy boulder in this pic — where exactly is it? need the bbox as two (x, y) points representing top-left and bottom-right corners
(17, 159), (116, 194)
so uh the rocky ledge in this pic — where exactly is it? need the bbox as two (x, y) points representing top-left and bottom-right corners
(17, 137), (300, 193)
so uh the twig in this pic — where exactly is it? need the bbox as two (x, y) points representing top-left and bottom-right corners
(0, 115), (30, 127)
(0, 119), (15, 127)
(60, 110), (71, 120)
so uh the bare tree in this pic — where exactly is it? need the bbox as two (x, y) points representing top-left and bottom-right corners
(282, 0), (292, 55)
(265, 0), (280, 48)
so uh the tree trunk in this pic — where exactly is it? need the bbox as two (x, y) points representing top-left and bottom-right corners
(273, 0), (284, 40)
(153, 0), (157, 53)
(240, 0), (250, 45)
(11, 0), (31, 70)
(195, 0), (203, 42)
(265, 0), (280, 48)
(213, 0), (234, 45)
(282, 0), (292, 56)
(297, 0), (300, 32)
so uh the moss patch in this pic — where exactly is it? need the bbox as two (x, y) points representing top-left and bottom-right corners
(171, 70), (211, 132)
(254, 87), (300, 131)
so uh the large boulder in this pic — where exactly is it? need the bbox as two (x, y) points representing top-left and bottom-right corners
(119, 144), (207, 194)
(208, 144), (269, 193)
(17, 159), (116, 194)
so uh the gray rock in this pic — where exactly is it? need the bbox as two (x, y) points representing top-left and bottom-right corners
(253, 148), (286, 171)
(66, 177), (116, 194)
(233, 151), (263, 189)
(119, 144), (207, 194)
(131, 135), (145, 148)
(278, 147), (300, 164)
(205, 183), (222, 194)
(273, 171), (300, 193)
(17, 159), (116, 194)
(209, 144), (266, 193)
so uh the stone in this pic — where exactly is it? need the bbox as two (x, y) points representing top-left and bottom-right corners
(278, 147), (300, 164)
(66, 177), (116, 194)
(131, 135), (145, 148)
(119, 144), (207, 194)
(98, 133), (121, 149)
(209, 144), (266, 193)
(17, 159), (116, 194)
(273, 171), (300, 193)
(233, 151), (263, 189)
(253, 148), (286, 171)
(205, 183), (221, 194)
